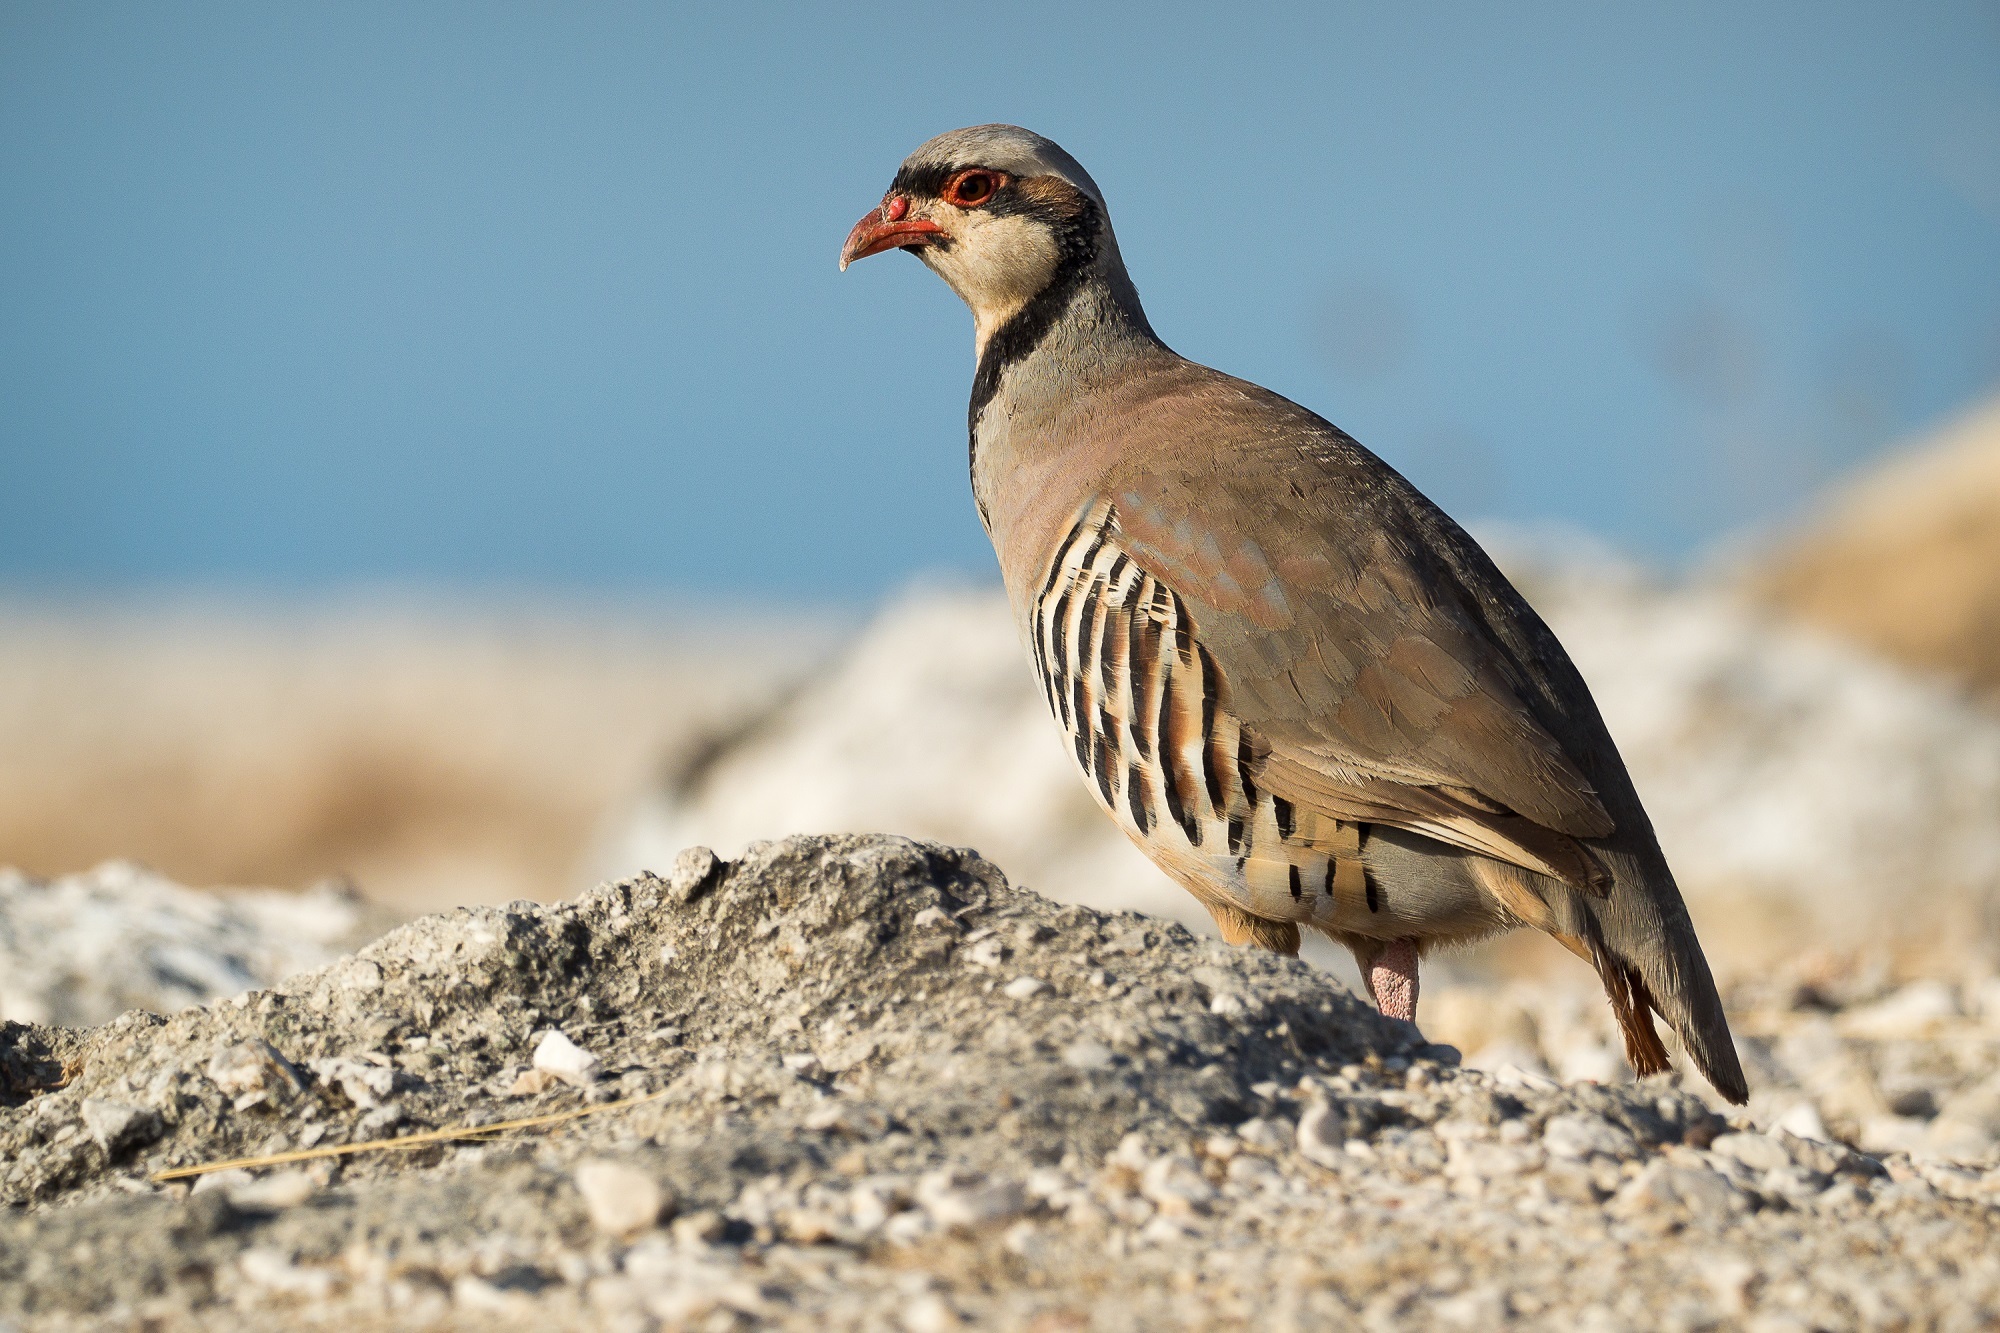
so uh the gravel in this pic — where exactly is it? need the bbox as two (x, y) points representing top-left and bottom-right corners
(4, 833), (1998, 1330)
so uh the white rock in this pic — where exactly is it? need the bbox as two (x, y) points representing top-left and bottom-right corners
(916, 1169), (1026, 1230)
(1061, 1039), (1114, 1070)
(1294, 1101), (1349, 1169)
(1139, 1154), (1216, 1215)
(238, 1247), (336, 1298)
(206, 1039), (303, 1098)
(1542, 1113), (1638, 1161)
(1235, 1118), (1287, 1152)
(574, 1159), (669, 1237)
(533, 1030), (602, 1087)
(1001, 976), (1045, 1000)
(1710, 1132), (1792, 1174)
(80, 1098), (160, 1154)
(901, 1293), (963, 1332)
(965, 936), (1009, 969)
(1226, 1155), (1279, 1187)
(190, 1168), (255, 1196)
(1775, 1101), (1830, 1143)
(1617, 1160), (1747, 1221)
(803, 1099), (890, 1138)
(226, 1170), (317, 1209)
(882, 1209), (935, 1246)
(309, 1057), (400, 1110)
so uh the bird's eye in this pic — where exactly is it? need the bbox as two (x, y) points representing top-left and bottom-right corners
(944, 170), (1000, 208)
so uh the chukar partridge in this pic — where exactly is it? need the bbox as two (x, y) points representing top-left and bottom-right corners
(840, 124), (1746, 1102)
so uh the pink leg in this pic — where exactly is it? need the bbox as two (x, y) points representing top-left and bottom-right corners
(1368, 938), (1420, 1022)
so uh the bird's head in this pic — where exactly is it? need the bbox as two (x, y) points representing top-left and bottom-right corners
(841, 125), (1136, 353)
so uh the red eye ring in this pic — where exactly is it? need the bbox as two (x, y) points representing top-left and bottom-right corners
(942, 169), (1004, 208)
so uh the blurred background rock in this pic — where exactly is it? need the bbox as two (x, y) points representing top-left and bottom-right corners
(4, 5), (1999, 1155)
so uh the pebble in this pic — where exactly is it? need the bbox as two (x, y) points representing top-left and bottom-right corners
(916, 1170), (1026, 1230)
(574, 1159), (670, 1237)
(1709, 1132), (1792, 1174)
(1542, 1113), (1638, 1162)
(532, 1030), (602, 1087)
(1061, 1039), (1114, 1070)
(1140, 1155), (1216, 1215)
(310, 1057), (399, 1110)
(1001, 976), (1045, 1000)
(1619, 1161), (1748, 1222)
(226, 1170), (317, 1210)
(1294, 1101), (1348, 1169)
(206, 1039), (303, 1099)
(79, 1099), (159, 1155)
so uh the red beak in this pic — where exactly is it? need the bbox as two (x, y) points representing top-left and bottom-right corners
(839, 195), (945, 271)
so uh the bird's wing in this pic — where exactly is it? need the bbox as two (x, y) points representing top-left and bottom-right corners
(1081, 398), (1618, 888)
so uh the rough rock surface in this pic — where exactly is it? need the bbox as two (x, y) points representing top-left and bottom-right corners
(4, 835), (1998, 1330)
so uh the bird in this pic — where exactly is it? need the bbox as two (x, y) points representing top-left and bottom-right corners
(839, 124), (1747, 1103)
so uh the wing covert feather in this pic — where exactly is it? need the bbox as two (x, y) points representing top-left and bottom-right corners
(1107, 461), (1615, 846)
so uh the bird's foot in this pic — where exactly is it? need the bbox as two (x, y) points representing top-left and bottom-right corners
(1368, 938), (1420, 1022)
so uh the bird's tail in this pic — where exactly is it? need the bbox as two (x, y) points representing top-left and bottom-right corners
(1474, 855), (1747, 1104)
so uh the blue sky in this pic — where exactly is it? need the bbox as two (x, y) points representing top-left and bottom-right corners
(3, 3), (1997, 599)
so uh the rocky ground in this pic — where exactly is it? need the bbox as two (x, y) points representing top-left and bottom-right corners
(4, 835), (1999, 1331)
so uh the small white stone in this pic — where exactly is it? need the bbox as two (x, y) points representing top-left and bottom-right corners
(207, 1039), (303, 1098)
(227, 1170), (317, 1210)
(533, 1030), (602, 1087)
(190, 1168), (255, 1196)
(1226, 1155), (1278, 1186)
(1294, 1101), (1347, 1168)
(355, 1101), (405, 1138)
(883, 1209), (935, 1246)
(1775, 1101), (1830, 1143)
(1710, 1132), (1792, 1174)
(1139, 1154), (1215, 1214)
(916, 1169), (1026, 1230)
(1234, 1118), (1286, 1152)
(1616, 1160), (1747, 1221)
(804, 1099), (890, 1138)
(309, 1057), (399, 1110)
(574, 1158), (669, 1237)
(912, 907), (957, 931)
(1001, 976), (1045, 1000)
(965, 937), (1009, 969)
(901, 1292), (962, 1332)
(1542, 1113), (1638, 1161)
(80, 1098), (159, 1154)
(1061, 1039), (1114, 1070)
(239, 1247), (335, 1298)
